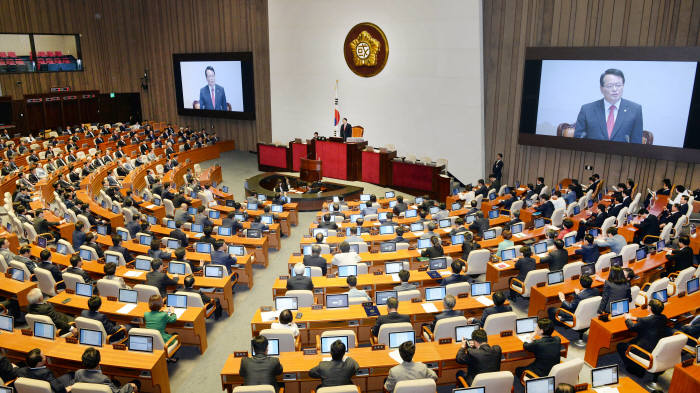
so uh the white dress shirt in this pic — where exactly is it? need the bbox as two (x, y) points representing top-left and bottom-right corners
(604, 99), (620, 124)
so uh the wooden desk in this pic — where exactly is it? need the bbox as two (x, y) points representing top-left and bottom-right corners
(221, 335), (568, 393)
(0, 330), (170, 393)
(391, 160), (449, 201)
(49, 291), (208, 354)
(300, 158), (322, 183)
(0, 276), (37, 307)
(258, 143), (290, 171)
(314, 139), (366, 181)
(199, 165), (222, 187)
(361, 149), (397, 186)
(584, 290), (700, 367)
(670, 363), (700, 393)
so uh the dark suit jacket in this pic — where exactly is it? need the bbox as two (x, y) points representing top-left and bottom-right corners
(431, 309), (463, 331)
(421, 246), (444, 259)
(339, 123), (352, 140)
(65, 266), (94, 285)
(372, 311), (410, 336)
(608, 204), (624, 219)
(574, 243), (600, 263)
(169, 229), (188, 248)
(72, 230), (87, 248)
(523, 335), (561, 376)
(456, 343), (502, 385)
(145, 271), (179, 297)
(479, 304), (513, 327)
(562, 287), (600, 313)
(0, 356), (17, 384)
(16, 366), (67, 393)
(308, 358), (360, 387)
(667, 246), (694, 272)
(303, 255), (328, 275)
(574, 98), (643, 143)
(535, 201), (555, 218)
(598, 281), (631, 314)
(80, 310), (119, 335)
(210, 250), (238, 274)
(514, 257), (536, 282)
(108, 245), (133, 262)
(199, 84), (227, 110)
(626, 314), (672, 351)
(492, 160), (503, 179)
(239, 355), (283, 391)
(469, 218), (489, 237)
(38, 261), (64, 283)
(28, 303), (73, 335)
(633, 214), (660, 242)
(33, 217), (58, 235)
(541, 249), (568, 272)
(286, 275), (314, 291)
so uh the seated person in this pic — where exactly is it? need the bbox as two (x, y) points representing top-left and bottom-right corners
(394, 269), (418, 291)
(597, 266), (632, 314)
(617, 299), (672, 377)
(318, 213), (338, 230)
(471, 291), (512, 327)
(286, 263), (314, 290)
(72, 221), (87, 248)
(103, 262), (129, 289)
(372, 297), (410, 336)
(384, 341), (437, 392)
(147, 239), (171, 260)
(331, 241), (361, 266)
(210, 240), (239, 274)
(26, 288), (74, 336)
(308, 339), (359, 387)
(515, 318), (561, 379)
(84, 233), (104, 258)
(510, 246), (535, 299)
(144, 294), (178, 345)
(183, 275), (222, 319)
(440, 260), (470, 285)
(0, 355), (17, 384)
(455, 328), (502, 386)
(681, 315), (700, 337)
(271, 309), (299, 337)
(303, 244), (327, 275)
(145, 259), (179, 297)
(420, 236), (444, 258)
(666, 235), (694, 274)
(345, 275), (371, 301)
(556, 219), (575, 239)
(574, 234), (600, 263)
(37, 249), (65, 286)
(65, 254), (94, 285)
(108, 234), (134, 263)
(200, 225), (216, 245)
(496, 229), (514, 255)
(16, 348), (72, 393)
(540, 239), (568, 272)
(547, 275), (600, 323)
(239, 336), (283, 391)
(73, 347), (139, 392)
(429, 294), (462, 332)
(81, 296), (127, 342)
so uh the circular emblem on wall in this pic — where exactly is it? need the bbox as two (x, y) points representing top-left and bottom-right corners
(344, 22), (389, 78)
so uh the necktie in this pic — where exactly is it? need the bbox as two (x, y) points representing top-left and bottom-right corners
(606, 105), (616, 139)
(211, 89), (215, 109)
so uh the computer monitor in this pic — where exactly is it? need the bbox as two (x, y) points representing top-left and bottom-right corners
(384, 262), (403, 274)
(191, 224), (203, 233)
(589, 228), (599, 237)
(229, 245), (245, 256)
(320, 336), (349, 353)
(385, 191), (395, 199)
(379, 225), (395, 235)
(168, 262), (187, 275)
(119, 289), (138, 304)
(388, 331), (415, 348)
(610, 255), (623, 267)
(652, 288), (668, 303)
(533, 241), (548, 255)
(588, 199), (594, 208)
(166, 220), (177, 229)
(189, 191), (197, 199)
(139, 234), (152, 245)
(79, 328), (103, 347)
(345, 227), (359, 237)
(415, 197), (424, 204)
(489, 193), (497, 201)
(482, 230), (496, 240)
(145, 215), (157, 225)
(524, 376), (555, 393)
(429, 257), (447, 271)
(274, 296), (298, 311)
(234, 213), (246, 221)
(564, 235), (575, 247)
(455, 324), (479, 342)
(204, 265), (224, 278)
(218, 226), (232, 236)
(488, 210), (499, 219)
(188, 207), (198, 215)
(389, 201), (397, 208)
(380, 242), (397, 253)
(0, 386), (13, 393)
(470, 282), (491, 296)
(610, 299), (629, 317)
(9, 268), (24, 282)
(591, 365), (619, 388)
(526, 199), (534, 208)
(547, 270), (564, 285)
(97, 225), (108, 235)
(348, 244), (360, 254)
(312, 228), (328, 238)
(376, 290), (397, 305)
(56, 243), (68, 255)
(326, 294), (349, 309)
(0, 315), (13, 332)
(696, 345), (700, 364)
(208, 210), (220, 219)
(257, 194), (267, 202)
(247, 202), (258, 210)
(636, 248), (647, 261)
(111, 205), (121, 213)
(195, 242), (212, 253)
(75, 282), (93, 297)
(79, 249), (93, 261)
(36, 236), (47, 248)
(128, 335), (154, 352)
(534, 218), (545, 229)
(222, 186), (229, 193)
(252, 338), (279, 356)
(33, 321), (55, 340)
(167, 239), (181, 249)
(500, 248), (516, 261)
(410, 222), (424, 233)
(404, 209), (417, 218)
(261, 215), (274, 225)
(451, 234), (465, 245)
(429, 206), (439, 215)
(291, 266), (311, 277)
(581, 263), (596, 277)
(337, 265), (357, 278)
(516, 317), (538, 335)
(688, 277), (700, 295)
(439, 219), (451, 229)
(302, 245), (312, 256)
(417, 238), (431, 249)
(167, 294), (187, 309)
(134, 257), (151, 271)
(452, 202), (462, 211)
(360, 194), (370, 202)
(573, 205), (581, 215)
(657, 240), (665, 251)
(425, 286), (446, 301)
(511, 223), (523, 234)
(271, 204), (283, 213)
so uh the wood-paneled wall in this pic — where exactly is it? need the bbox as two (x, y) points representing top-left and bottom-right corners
(483, 0), (700, 194)
(0, 0), (271, 151)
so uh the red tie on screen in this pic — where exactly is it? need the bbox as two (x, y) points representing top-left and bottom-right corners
(211, 89), (215, 109)
(606, 105), (616, 139)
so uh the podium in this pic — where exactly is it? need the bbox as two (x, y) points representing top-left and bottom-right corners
(300, 158), (322, 182)
(314, 139), (367, 180)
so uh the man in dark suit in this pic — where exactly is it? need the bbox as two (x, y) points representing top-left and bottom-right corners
(240, 336), (283, 391)
(27, 287), (73, 336)
(439, 260), (470, 286)
(666, 236), (694, 274)
(535, 194), (555, 219)
(455, 328), (502, 386)
(36, 250), (65, 285)
(303, 244), (328, 275)
(574, 69), (643, 143)
(65, 255), (94, 285)
(145, 259), (179, 297)
(81, 296), (126, 342)
(33, 209), (62, 240)
(287, 263), (314, 290)
(169, 220), (189, 248)
(616, 299), (672, 377)
(471, 291), (512, 327)
(372, 297), (410, 337)
(540, 239), (568, 272)
(574, 234), (600, 263)
(515, 318), (561, 379)
(108, 234), (134, 263)
(548, 274), (600, 324)
(72, 221), (87, 248)
(339, 118), (352, 141)
(608, 195), (625, 219)
(199, 66), (227, 110)
(318, 213), (338, 230)
(633, 208), (660, 244)
(308, 339), (359, 387)
(183, 275), (222, 319)
(210, 240), (239, 274)
(429, 295), (463, 332)
(659, 203), (683, 227)
(468, 211), (489, 237)
(474, 179), (489, 199)
(16, 348), (71, 393)
(492, 153), (504, 183)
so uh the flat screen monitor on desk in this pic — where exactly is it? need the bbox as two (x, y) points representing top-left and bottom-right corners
(97, 225), (108, 235)
(253, 338), (279, 356)
(376, 290), (397, 305)
(610, 299), (629, 317)
(652, 288), (668, 303)
(417, 238), (431, 249)
(636, 248), (647, 261)
(533, 241), (547, 255)
(466, 215), (476, 224)
(79, 249), (93, 261)
(500, 248), (516, 261)
(534, 218), (545, 229)
(313, 228), (328, 237)
(455, 324), (479, 342)
(191, 224), (203, 233)
(9, 268), (24, 282)
(0, 315), (13, 332)
(75, 282), (93, 297)
(453, 387), (486, 393)
(411, 222), (424, 233)
(348, 244), (359, 254)
(321, 336), (349, 354)
(204, 265), (224, 278)
(360, 194), (370, 202)
(139, 234), (152, 245)
(524, 376), (555, 393)
(168, 261), (187, 275)
(380, 242), (397, 253)
(166, 220), (177, 229)
(425, 286), (446, 302)
(79, 328), (103, 347)
(547, 270), (564, 285)
(564, 235), (575, 247)
(429, 258), (447, 271)
(167, 239), (181, 249)
(378, 212), (388, 221)
(56, 243), (68, 255)
(34, 321), (55, 340)
(195, 242), (212, 253)
(439, 219), (451, 228)
(0, 386), (11, 393)
(274, 296), (298, 311)
(129, 335), (154, 352)
(167, 294), (188, 309)
(471, 282), (491, 296)
(134, 257), (151, 271)
(580, 263), (595, 277)
(516, 317), (537, 334)
(404, 209), (417, 218)
(511, 223), (523, 235)
(385, 191), (395, 198)
(688, 277), (700, 295)
(385, 262), (403, 274)
(271, 204), (284, 213)
(119, 289), (138, 304)
(488, 210), (499, 219)
(610, 255), (623, 267)
(337, 265), (357, 278)
(451, 234), (465, 245)
(326, 294), (349, 309)
(218, 226), (232, 236)
(482, 230), (496, 240)
(388, 331), (415, 348)
(229, 245), (245, 256)
(591, 365), (618, 388)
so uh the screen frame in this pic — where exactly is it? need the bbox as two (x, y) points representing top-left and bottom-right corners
(172, 52), (256, 120)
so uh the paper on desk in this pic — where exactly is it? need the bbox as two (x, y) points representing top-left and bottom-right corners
(388, 349), (403, 364)
(517, 334), (531, 343)
(439, 271), (451, 277)
(172, 308), (187, 319)
(421, 303), (439, 313)
(514, 233), (527, 238)
(413, 231), (424, 237)
(122, 271), (143, 277)
(594, 387), (619, 393)
(495, 262), (510, 269)
(193, 233), (204, 238)
(260, 310), (282, 322)
(146, 204), (156, 209)
(391, 274), (400, 282)
(475, 296), (494, 306)
(116, 304), (137, 314)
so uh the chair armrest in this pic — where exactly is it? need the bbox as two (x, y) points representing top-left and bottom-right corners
(231, 272), (239, 286)
(457, 375), (469, 388)
(0, 304), (6, 314)
(422, 325), (434, 341)
(642, 235), (660, 243)
(107, 326), (128, 345)
(668, 281), (677, 296)
(675, 331), (699, 355)
(625, 344), (653, 370)
(668, 272), (679, 281)
(164, 334), (181, 357)
(554, 308), (576, 328)
(295, 333), (301, 351)
(315, 335), (321, 351)
(510, 278), (524, 294)
(369, 334), (377, 346)
(54, 280), (65, 292)
(39, 232), (54, 241)
(521, 369), (540, 385)
(641, 283), (651, 292)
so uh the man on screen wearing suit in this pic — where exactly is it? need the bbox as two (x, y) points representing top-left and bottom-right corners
(198, 66), (227, 110)
(339, 118), (352, 141)
(574, 69), (642, 143)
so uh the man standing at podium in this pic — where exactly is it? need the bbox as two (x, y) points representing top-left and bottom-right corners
(339, 118), (352, 141)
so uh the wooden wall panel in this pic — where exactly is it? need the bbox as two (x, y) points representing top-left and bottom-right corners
(483, 0), (700, 195)
(0, 0), (270, 151)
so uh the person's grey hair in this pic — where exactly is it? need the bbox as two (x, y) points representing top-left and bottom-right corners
(293, 262), (305, 275)
(27, 288), (43, 305)
(339, 241), (350, 253)
(311, 244), (321, 256)
(443, 294), (456, 310)
(427, 222), (436, 231)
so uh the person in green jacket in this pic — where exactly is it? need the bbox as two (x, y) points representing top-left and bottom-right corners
(144, 294), (177, 342)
